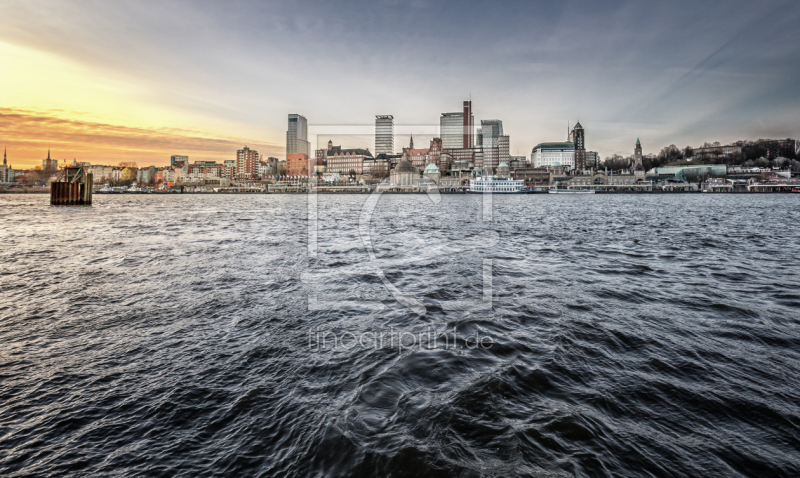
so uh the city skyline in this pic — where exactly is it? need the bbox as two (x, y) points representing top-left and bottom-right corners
(2, 0), (799, 168)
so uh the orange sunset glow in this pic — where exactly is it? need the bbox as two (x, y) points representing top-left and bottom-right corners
(1, 41), (283, 169)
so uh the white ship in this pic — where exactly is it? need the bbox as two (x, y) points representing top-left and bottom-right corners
(468, 176), (529, 194)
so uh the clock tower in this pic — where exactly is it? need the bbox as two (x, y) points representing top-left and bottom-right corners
(634, 138), (643, 165)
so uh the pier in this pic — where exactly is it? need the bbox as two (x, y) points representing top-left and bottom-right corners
(50, 166), (93, 205)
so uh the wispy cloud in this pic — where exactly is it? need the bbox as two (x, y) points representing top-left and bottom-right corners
(1, 108), (282, 168)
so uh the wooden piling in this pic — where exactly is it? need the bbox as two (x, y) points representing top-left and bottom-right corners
(50, 167), (92, 206)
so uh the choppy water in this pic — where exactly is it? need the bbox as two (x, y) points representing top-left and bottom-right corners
(1, 193), (799, 477)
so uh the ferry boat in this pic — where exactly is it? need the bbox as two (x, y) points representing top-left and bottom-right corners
(468, 176), (529, 193)
(548, 187), (595, 194)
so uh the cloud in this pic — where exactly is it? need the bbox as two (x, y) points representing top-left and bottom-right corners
(0, 108), (282, 168)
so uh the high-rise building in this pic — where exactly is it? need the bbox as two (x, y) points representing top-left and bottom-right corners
(287, 114), (310, 157)
(498, 135), (510, 166)
(236, 146), (258, 179)
(480, 120), (503, 171)
(571, 122), (586, 170)
(170, 155), (188, 166)
(223, 160), (236, 179)
(440, 100), (474, 150)
(462, 101), (473, 148)
(375, 115), (394, 156)
(440, 113), (464, 149)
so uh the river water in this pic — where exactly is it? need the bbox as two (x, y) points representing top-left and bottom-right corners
(1, 193), (799, 477)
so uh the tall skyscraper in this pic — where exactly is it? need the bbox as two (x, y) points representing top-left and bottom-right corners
(375, 115), (394, 156)
(440, 113), (464, 149)
(462, 101), (473, 148)
(440, 100), (474, 150)
(286, 114), (310, 157)
(571, 122), (586, 170)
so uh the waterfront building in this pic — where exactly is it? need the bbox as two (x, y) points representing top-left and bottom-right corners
(654, 164), (727, 181)
(531, 142), (576, 169)
(1, 148), (15, 183)
(188, 162), (221, 182)
(223, 160), (236, 179)
(571, 122), (587, 171)
(401, 136), (439, 170)
(257, 160), (272, 177)
(441, 148), (476, 172)
(325, 140), (373, 175)
(170, 155), (188, 166)
(562, 170), (652, 190)
(513, 167), (552, 189)
(286, 153), (309, 177)
(382, 159), (418, 190)
(236, 146), (258, 179)
(137, 165), (157, 184)
(86, 165), (116, 184)
(375, 115), (394, 156)
(496, 162), (510, 178)
(173, 163), (188, 183)
(287, 114), (310, 157)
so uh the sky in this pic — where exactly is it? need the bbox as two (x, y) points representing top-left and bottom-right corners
(1, 0), (799, 169)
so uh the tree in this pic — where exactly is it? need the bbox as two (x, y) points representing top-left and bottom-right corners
(600, 154), (629, 172)
(683, 146), (694, 159)
(658, 144), (682, 165)
(371, 163), (389, 180)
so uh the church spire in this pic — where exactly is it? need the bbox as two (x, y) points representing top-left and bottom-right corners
(3, 146), (6, 166)
(409, 134), (414, 149)
(47, 148), (51, 161)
